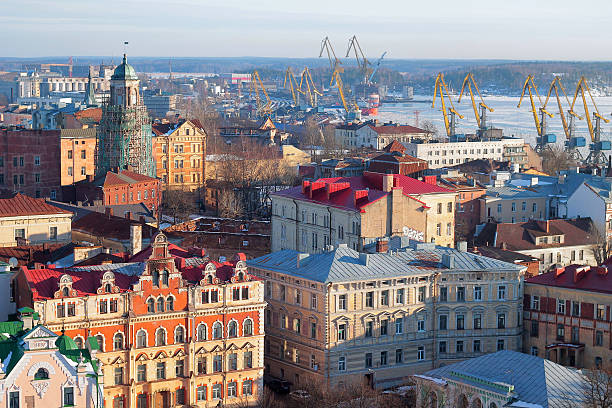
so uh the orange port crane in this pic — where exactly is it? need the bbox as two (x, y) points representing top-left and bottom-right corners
(249, 70), (272, 117)
(517, 75), (553, 152)
(299, 67), (322, 107)
(432, 73), (463, 137)
(570, 76), (610, 165)
(542, 76), (584, 160)
(458, 73), (494, 138)
(283, 67), (303, 106)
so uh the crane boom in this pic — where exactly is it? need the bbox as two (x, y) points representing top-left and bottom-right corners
(517, 75), (551, 137)
(319, 36), (342, 72)
(249, 70), (272, 117)
(368, 52), (387, 83)
(283, 67), (303, 106)
(346, 35), (372, 83)
(542, 76), (575, 140)
(570, 76), (610, 142)
(432, 73), (463, 137)
(330, 69), (359, 116)
(457, 73), (494, 130)
(299, 67), (322, 107)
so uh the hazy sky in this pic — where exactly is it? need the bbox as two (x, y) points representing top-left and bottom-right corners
(2, 0), (611, 60)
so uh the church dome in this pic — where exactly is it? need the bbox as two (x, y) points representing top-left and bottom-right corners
(55, 333), (78, 351)
(111, 54), (138, 81)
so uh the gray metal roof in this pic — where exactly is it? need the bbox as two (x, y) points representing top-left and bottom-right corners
(485, 186), (547, 199)
(69, 262), (146, 276)
(247, 242), (524, 284)
(422, 350), (585, 408)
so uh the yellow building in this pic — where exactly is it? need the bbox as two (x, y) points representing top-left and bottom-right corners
(271, 172), (458, 252)
(0, 193), (72, 247)
(248, 241), (525, 388)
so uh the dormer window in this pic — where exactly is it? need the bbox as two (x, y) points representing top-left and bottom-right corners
(201, 263), (218, 286)
(98, 271), (117, 294)
(152, 270), (160, 287)
(161, 270), (169, 286)
(55, 274), (75, 298)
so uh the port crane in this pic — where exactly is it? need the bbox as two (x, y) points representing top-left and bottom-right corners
(570, 76), (610, 166)
(458, 73), (494, 139)
(517, 75), (554, 152)
(249, 70), (272, 117)
(283, 67), (303, 106)
(345, 35), (372, 85)
(331, 68), (360, 120)
(432, 73), (463, 138)
(542, 76), (584, 161)
(319, 36), (343, 72)
(368, 52), (387, 84)
(299, 67), (322, 108)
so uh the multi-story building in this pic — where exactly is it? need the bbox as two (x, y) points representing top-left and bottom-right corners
(0, 128), (62, 199)
(96, 54), (155, 178)
(153, 119), (207, 191)
(567, 179), (612, 242)
(402, 138), (527, 169)
(14, 232), (265, 407)
(103, 170), (161, 211)
(356, 122), (431, 149)
(0, 318), (103, 408)
(60, 128), (97, 185)
(368, 153), (428, 178)
(523, 264), (612, 369)
(436, 172), (486, 240)
(218, 117), (286, 146)
(270, 171), (458, 252)
(0, 193), (72, 247)
(480, 185), (548, 223)
(248, 241), (525, 388)
(143, 90), (178, 118)
(476, 218), (599, 273)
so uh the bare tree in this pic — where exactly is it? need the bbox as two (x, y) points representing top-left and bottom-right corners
(420, 120), (439, 140)
(217, 188), (245, 219)
(541, 145), (576, 176)
(161, 189), (196, 224)
(590, 224), (610, 266)
(582, 368), (612, 408)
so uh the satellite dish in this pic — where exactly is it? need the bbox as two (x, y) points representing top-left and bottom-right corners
(8, 257), (18, 268)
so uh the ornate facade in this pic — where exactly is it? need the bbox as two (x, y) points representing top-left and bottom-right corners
(14, 233), (265, 407)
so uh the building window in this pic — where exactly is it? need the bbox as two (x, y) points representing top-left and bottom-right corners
(396, 288), (405, 304)
(439, 341), (447, 354)
(137, 330), (147, 348)
(243, 380), (253, 395)
(557, 324), (565, 341)
(381, 290), (389, 306)
(531, 296), (540, 310)
(365, 321), (373, 337)
(440, 287), (447, 302)
(34, 156), (40, 165)
(338, 294), (347, 310)
(228, 321), (238, 337)
(338, 323), (346, 341)
(155, 328), (166, 346)
(457, 287), (465, 301)
(81, 166), (86, 176)
(418, 286), (426, 302)
(244, 318), (253, 336)
(474, 286), (482, 301)
(137, 394), (147, 408)
(557, 299), (566, 314)
(473, 313), (482, 330)
(366, 291), (374, 307)
(496, 339), (505, 351)
(417, 318), (425, 332)
(113, 332), (124, 350)
(114, 367), (124, 385)
(497, 313), (506, 329)
(213, 322), (223, 339)
(437, 203), (442, 214)
(197, 386), (207, 401)
(380, 351), (388, 366)
(197, 357), (207, 375)
(498, 285), (506, 300)
(67, 150), (73, 159)
(596, 330), (604, 346)
(311, 322), (317, 339)
(531, 321), (539, 337)
(227, 381), (237, 398)
(156, 362), (166, 380)
(212, 384), (222, 399)
(338, 356), (346, 371)
(597, 304), (606, 320)
(497, 203), (502, 213)
(175, 389), (185, 405)
(571, 301), (581, 317)
(417, 346), (425, 360)
(380, 319), (388, 336)
(244, 351), (253, 368)
(395, 318), (403, 334)
(456, 314), (465, 330)
(436, 223), (441, 236)
(512, 202), (516, 212)
(446, 223), (452, 235)
(137, 364), (146, 382)
(439, 315), (448, 330)
(213, 355), (223, 372)
(365, 353), (372, 368)
(68, 166), (73, 176)
(113, 396), (124, 408)
(473, 339), (481, 353)
(456, 340), (464, 353)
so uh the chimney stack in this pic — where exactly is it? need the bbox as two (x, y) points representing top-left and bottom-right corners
(382, 174), (394, 192)
(376, 238), (389, 253)
(130, 224), (142, 255)
(105, 207), (113, 218)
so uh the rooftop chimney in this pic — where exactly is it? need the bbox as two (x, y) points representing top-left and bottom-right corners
(296, 253), (308, 268)
(105, 207), (113, 218)
(441, 253), (455, 268)
(125, 211), (131, 220)
(359, 252), (370, 266)
(456, 241), (467, 252)
(130, 224), (142, 256)
(382, 174), (394, 192)
(376, 238), (389, 253)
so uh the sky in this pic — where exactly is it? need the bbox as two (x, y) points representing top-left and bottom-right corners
(2, 0), (612, 60)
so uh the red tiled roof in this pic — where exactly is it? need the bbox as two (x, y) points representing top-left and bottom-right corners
(368, 124), (428, 135)
(526, 264), (612, 295)
(273, 171), (452, 212)
(0, 194), (73, 217)
(74, 108), (102, 123)
(103, 170), (157, 187)
(72, 212), (156, 241)
(383, 140), (406, 153)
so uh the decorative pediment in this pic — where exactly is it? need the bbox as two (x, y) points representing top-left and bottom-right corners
(24, 326), (56, 340)
(154, 351), (168, 359)
(97, 271), (120, 294)
(200, 263), (220, 285)
(241, 342), (255, 349)
(135, 353), (149, 361)
(209, 344), (223, 353)
(226, 343), (239, 351)
(111, 356), (125, 364)
(27, 361), (56, 377)
(173, 349), (186, 357)
(195, 347), (208, 355)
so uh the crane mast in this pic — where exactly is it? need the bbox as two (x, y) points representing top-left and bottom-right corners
(432, 73), (463, 138)
(570, 76), (611, 166)
(458, 73), (494, 139)
(283, 67), (303, 106)
(299, 67), (322, 108)
(345, 35), (372, 85)
(319, 36), (343, 72)
(331, 69), (360, 121)
(517, 75), (553, 152)
(249, 70), (272, 117)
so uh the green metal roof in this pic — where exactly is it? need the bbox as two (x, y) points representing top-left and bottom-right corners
(111, 54), (138, 81)
(55, 333), (78, 352)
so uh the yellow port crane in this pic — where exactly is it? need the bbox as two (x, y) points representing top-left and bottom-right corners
(517, 75), (553, 152)
(345, 35), (372, 84)
(570, 76), (610, 166)
(432, 73), (463, 137)
(319, 36), (343, 72)
(299, 67), (322, 108)
(331, 69), (360, 120)
(283, 67), (303, 106)
(458, 73), (494, 138)
(249, 70), (272, 117)
(542, 76), (584, 160)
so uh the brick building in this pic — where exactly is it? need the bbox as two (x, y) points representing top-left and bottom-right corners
(153, 119), (206, 191)
(436, 173), (486, 240)
(523, 264), (612, 369)
(0, 128), (61, 199)
(368, 152), (428, 178)
(103, 170), (161, 212)
(13, 232), (265, 407)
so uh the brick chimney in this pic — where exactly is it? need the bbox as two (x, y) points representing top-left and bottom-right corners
(130, 224), (142, 255)
(382, 174), (394, 192)
(376, 238), (389, 253)
(105, 207), (113, 217)
(125, 211), (131, 220)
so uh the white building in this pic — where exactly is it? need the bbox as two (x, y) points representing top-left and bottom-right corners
(335, 121), (431, 149)
(402, 138), (527, 169)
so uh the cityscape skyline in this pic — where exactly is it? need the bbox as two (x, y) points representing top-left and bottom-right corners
(2, 0), (611, 60)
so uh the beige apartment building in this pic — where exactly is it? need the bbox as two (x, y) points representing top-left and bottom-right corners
(480, 185), (548, 223)
(271, 172), (458, 252)
(0, 193), (72, 247)
(524, 264), (612, 370)
(248, 240), (525, 388)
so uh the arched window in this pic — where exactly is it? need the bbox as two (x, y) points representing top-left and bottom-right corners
(238, 272), (244, 281)
(62, 287), (69, 296)
(228, 321), (238, 338)
(166, 296), (174, 311)
(213, 322), (223, 339)
(161, 270), (169, 286)
(95, 334), (104, 352)
(156, 298), (164, 313)
(34, 368), (49, 380)
(197, 324), (207, 341)
(113, 333), (124, 350)
(147, 298), (155, 313)
(152, 270), (160, 287)
(175, 326), (185, 343)
(74, 337), (84, 349)
(156, 328), (166, 346)
(136, 330), (147, 348)
(206, 275), (213, 284)
(243, 318), (253, 336)
(105, 283), (112, 293)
